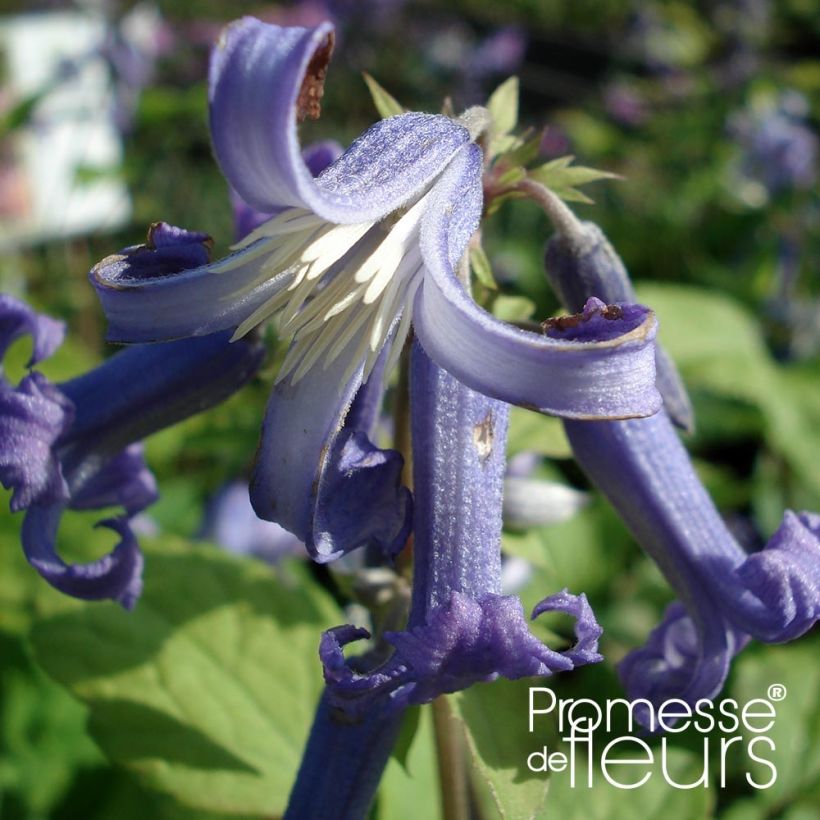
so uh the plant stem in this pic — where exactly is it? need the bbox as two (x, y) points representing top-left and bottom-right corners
(432, 697), (470, 820)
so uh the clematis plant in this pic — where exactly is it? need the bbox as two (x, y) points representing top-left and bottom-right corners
(0, 287), (263, 607)
(90, 17), (661, 570)
(543, 212), (820, 723)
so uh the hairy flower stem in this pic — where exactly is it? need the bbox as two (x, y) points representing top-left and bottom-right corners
(432, 697), (470, 820)
(514, 177), (590, 248)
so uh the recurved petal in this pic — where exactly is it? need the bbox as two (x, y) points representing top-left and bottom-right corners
(544, 222), (694, 431)
(231, 140), (344, 241)
(321, 589), (601, 717)
(69, 443), (158, 515)
(732, 510), (820, 642)
(0, 373), (73, 512)
(0, 294), (65, 371)
(209, 17), (470, 222)
(250, 335), (411, 563)
(414, 145), (661, 420)
(90, 223), (291, 343)
(22, 506), (144, 609)
(618, 602), (750, 729)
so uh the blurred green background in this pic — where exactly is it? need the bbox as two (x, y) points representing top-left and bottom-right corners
(0, 1), (818, 818)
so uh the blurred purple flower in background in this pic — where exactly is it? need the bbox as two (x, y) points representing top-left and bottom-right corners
(729, 91), (818, 198)
(200, 480), (303, 564)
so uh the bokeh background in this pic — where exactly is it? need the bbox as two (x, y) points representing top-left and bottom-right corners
(0, 1), (818, 819)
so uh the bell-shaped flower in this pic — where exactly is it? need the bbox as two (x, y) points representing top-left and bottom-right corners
(90, 17), (661, 565)
(320, 342), (603, 717)
(0, 289), (264, 608)
(565, 411), (819, 721)
(543, 216), (819, 720)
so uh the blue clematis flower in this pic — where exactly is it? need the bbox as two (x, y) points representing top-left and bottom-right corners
(565, 412), (819, 719)
(90, 17), (661, 566)
(320, 341), (603, 717)
(545, 217), (820, 721)
(0, 287), (263, 607)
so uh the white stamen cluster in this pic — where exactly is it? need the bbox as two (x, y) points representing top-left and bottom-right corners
(220, 199), (428, 387)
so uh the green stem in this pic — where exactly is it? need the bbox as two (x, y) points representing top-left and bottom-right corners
(432, 697), (470, 820)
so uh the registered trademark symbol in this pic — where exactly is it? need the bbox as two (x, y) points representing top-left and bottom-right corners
(768, 683), (787, 701)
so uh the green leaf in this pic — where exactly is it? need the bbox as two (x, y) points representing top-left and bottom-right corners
(454, 679), (549, 820)
(636, 284), (820, 502)
(378, 705), (440, 820)
(492, 295), (535, 323)
(362, 73), (405, 119)
(0, 633), (102, 816)
(730, 642), (820, 809)
(507, 406), (572, 459)
(30, 540), (341, 817)
(540, 746), (714, 820)
(487, 77), (519, 137)
(470, 244), (498, 290)
(528, 156), (620, 204)
(390, 706), (422, 773)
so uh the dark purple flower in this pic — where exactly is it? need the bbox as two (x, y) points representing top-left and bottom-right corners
(1, 282), (263, 607)
(319, 343), (603, 717)
(284, 692), (404, 818)
(90, 18), (661, 566)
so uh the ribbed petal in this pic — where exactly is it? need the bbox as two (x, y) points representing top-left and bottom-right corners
(209, 17), (470, 222)
(231, 140), (344, 240)
(22, 508), (144, 609)
(413, 145), (661, 420)
(322, 344), (602, 717)
(545, 222), (694, 431)
(58, 332), (264, 467)
(91, 222), (292, 343)
(250, 336), (411, 563)
(321, 589), (599, 716)
(733, 511), (820, 642)
(0, 294), (65, 373)
(0, 373), (74, 511)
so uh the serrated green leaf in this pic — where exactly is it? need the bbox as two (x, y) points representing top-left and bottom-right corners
(503, 130), (544, 168)
(470, 244), (497, 291)
(497, 165), (527, 187)
(363, 73), (405, 119)
(487, 76), (519, 137)
(30, 540), (341, 817)
(492, 295), (536, 323)
(547, 186), (595, 204)
(528, 158), (619, 204)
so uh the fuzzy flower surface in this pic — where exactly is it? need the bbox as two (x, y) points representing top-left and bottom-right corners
(90, 17), (661, 566)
